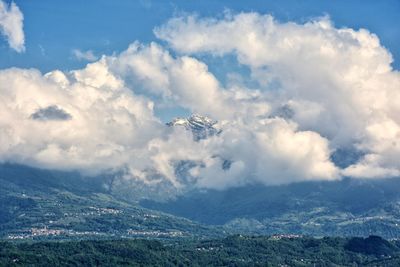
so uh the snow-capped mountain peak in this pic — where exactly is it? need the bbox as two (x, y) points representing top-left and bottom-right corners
(167, 114), (219, 140)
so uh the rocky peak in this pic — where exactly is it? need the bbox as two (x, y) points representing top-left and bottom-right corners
(167, 114), (219, 140)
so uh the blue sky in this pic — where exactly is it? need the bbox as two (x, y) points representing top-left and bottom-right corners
(1, 0), (399, 72)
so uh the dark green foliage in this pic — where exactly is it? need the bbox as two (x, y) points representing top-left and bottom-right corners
(0, 239), (186, 266)
(1, 235), (400, 266)
(345, 235), (398, 256)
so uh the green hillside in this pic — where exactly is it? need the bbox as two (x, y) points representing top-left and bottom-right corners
(0, 164), (221, 241)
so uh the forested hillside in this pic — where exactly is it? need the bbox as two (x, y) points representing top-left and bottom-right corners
(1, 235), (399, 266)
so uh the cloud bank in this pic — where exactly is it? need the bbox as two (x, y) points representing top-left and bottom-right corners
(0, 12), (399, 193)
(156, 13), (400, 179)
(0, 0), (24, 52)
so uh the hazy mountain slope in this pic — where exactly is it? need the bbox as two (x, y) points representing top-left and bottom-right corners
(141, 178), (400, 239)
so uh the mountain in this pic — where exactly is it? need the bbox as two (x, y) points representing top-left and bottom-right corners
(137, 115), (400, 239)
(3, 114), (400, 241)
(0, 163), (221, 241)
(101, 114), (221, 203)
(167, 114), (220, 140)
(141, 178), (400, 239)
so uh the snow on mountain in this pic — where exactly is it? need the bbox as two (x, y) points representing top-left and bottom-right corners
(167, 114), (220, 140)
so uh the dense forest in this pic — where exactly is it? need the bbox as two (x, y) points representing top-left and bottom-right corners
(1, 235), (400, 266)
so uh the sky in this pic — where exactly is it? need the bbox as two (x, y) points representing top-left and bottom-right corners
(1, 0), (400, 193)
(1, 0), (400, 71)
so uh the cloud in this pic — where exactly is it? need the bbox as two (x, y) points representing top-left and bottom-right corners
(155, 12), (400, 180)
(0, 63), (162, 173)
(110, 42), (232, 118)
(193, 118), (338, 189)
(107, 42), (338, 186)
(0, 0), (24, 52)
(72, 49), (98, 61)
(0, 41), (338, 192)
(1, 12), (400, 194)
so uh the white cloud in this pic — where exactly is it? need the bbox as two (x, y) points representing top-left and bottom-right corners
(0, 40), (339, 191)
(0, 62), (162, 174)
(156, 12), (400, 180)
(194, 118), (338, 189)
(0, 0), (24, 52)
(107, 42), (339, 186)
(2, 11), (400, 193)
(72, 49), (98, 61)
(110, 42), (232, 118)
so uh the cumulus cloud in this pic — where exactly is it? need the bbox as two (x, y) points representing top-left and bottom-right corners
(107, 42), (339, 186)
(0, 62), (162, 173)
(72, 49), (98, 61)
(1, 12), (399, 194)
(110, 42), (235, 118)
(193, 118), (337, 189)
(155, 12), (400, 180)
(0, 0), (24, 52)
(0, 41), (338, 192)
